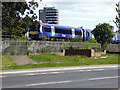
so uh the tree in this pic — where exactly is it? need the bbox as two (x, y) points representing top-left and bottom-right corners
(2, 1), (39, 38)
(92, 23), (114, 46)
(113, 3), (120, 32)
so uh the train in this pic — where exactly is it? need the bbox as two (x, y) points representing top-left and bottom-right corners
(27, 23), (94, 41)
(111, 31), (120, 44)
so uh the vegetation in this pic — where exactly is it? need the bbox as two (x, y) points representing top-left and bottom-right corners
(2, 56), (16, 65)
(72, 37), (83, 42)
(92, 23), (114, 46)
(65, 45), (77, 50)
(2, 2), (39, 39)
(113, 3), (120, 32)
(85, 38), (98, 43)
(2, 54), (119, 70)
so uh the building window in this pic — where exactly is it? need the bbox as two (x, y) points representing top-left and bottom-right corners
(40, 10), (43, 13)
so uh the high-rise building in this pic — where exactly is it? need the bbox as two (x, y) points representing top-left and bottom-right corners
(39, 7), (59, 24)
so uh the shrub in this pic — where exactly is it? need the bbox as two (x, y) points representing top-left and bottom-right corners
(66, 45), (77, 50)
(102, 44), (111, 51)
(85, 38), (98, 43)
(42, 35), (47, 41)
(72, 37), (83, 42)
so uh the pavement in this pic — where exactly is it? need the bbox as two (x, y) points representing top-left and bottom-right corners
(2, 65), (119, 88)
(1, 64), (119, 75)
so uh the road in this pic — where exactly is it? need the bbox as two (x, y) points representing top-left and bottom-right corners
(1, 66), (119, 88)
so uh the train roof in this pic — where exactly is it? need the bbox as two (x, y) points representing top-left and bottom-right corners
(39, 23), (92, 31)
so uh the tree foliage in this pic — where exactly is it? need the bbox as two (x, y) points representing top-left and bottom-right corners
(92, 23), (114, 45)
(113, 3), (120, 32)
(85, 38), (98, 43)
(2, 1), (39, 38)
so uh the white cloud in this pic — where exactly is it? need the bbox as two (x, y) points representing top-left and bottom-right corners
(37, 0), (118, 31)
(38, 0), (119, 2)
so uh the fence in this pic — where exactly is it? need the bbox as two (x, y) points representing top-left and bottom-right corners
(2, 40), (120, 55)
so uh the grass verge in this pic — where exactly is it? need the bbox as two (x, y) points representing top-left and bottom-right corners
(2, 56), (16, 65)
(2, 53), (120, 70)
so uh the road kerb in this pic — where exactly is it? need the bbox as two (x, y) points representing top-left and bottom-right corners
(1, 64), (119, 75)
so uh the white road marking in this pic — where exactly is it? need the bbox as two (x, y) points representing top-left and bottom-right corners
(40, 73), (48, 75)
(23, 73), (38, 76)
(0, 76), (6, 78)
(85, 70), (92, 71)
(61, 68), (118, 73)
(26, 76), (119, 87)
(2, 65), (118, 75)
(78, 70), (85, 72)
(23, 72), (64, 76)
(93, 69), (105, 71)
(49, 72), (64, 74)
(72, 69), (91, 72)
(3, 68), (118, 77)
(26, 80), (72, 87)
(89, 76), (119, 81)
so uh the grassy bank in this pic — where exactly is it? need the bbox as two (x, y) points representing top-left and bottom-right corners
(2, 56), (16, 65)
(2, 53), (119, 70)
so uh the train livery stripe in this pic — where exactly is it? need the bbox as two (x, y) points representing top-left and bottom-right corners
(39, 24), (43, 33)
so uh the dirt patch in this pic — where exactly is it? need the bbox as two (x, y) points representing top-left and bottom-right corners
(10, 55), (36, 65)
(3, 55), (62, 66)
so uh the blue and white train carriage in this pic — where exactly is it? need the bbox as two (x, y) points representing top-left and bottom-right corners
(28, 23), (93, 41)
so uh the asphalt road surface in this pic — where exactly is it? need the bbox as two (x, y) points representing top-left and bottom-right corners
(2, 66), (119, 88)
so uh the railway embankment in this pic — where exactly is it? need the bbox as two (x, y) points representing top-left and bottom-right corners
(1, 40), (120, 70)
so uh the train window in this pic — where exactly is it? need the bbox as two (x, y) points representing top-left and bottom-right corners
(55, 28), (62, 33)
(86, 32), (90, 36)
(66, 30), (72, 34)
(44, 27), (51, 32)
(75, 31), (82, 35)
(55, 28), (72, 34)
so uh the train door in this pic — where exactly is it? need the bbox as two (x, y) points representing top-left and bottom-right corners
(72, 28), (75, 38)
(51, 26), (55, 37)
(86, 31), (90, 40)
(82, 29), (86, 41)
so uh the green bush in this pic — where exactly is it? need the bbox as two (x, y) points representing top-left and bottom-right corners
(86, 46), (92, 49)
(42, 35), (47, 41)
(85, 38), (98, 43)
(102, 44), (111, 51)
(72, 37), (83, 42)
(22, 35), (28, 40)
(66, 45), (77, 50)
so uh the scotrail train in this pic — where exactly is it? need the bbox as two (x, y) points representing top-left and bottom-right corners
(111, 31), (120, 44)
(27, 23), (94, 41)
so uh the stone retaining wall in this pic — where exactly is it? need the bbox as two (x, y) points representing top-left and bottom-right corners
(2, 40), (119, 55)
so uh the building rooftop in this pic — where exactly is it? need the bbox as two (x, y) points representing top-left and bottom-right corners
(44, 7), (55, 10)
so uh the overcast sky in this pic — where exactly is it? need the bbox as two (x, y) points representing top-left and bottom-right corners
(27, 0), (119, 31)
